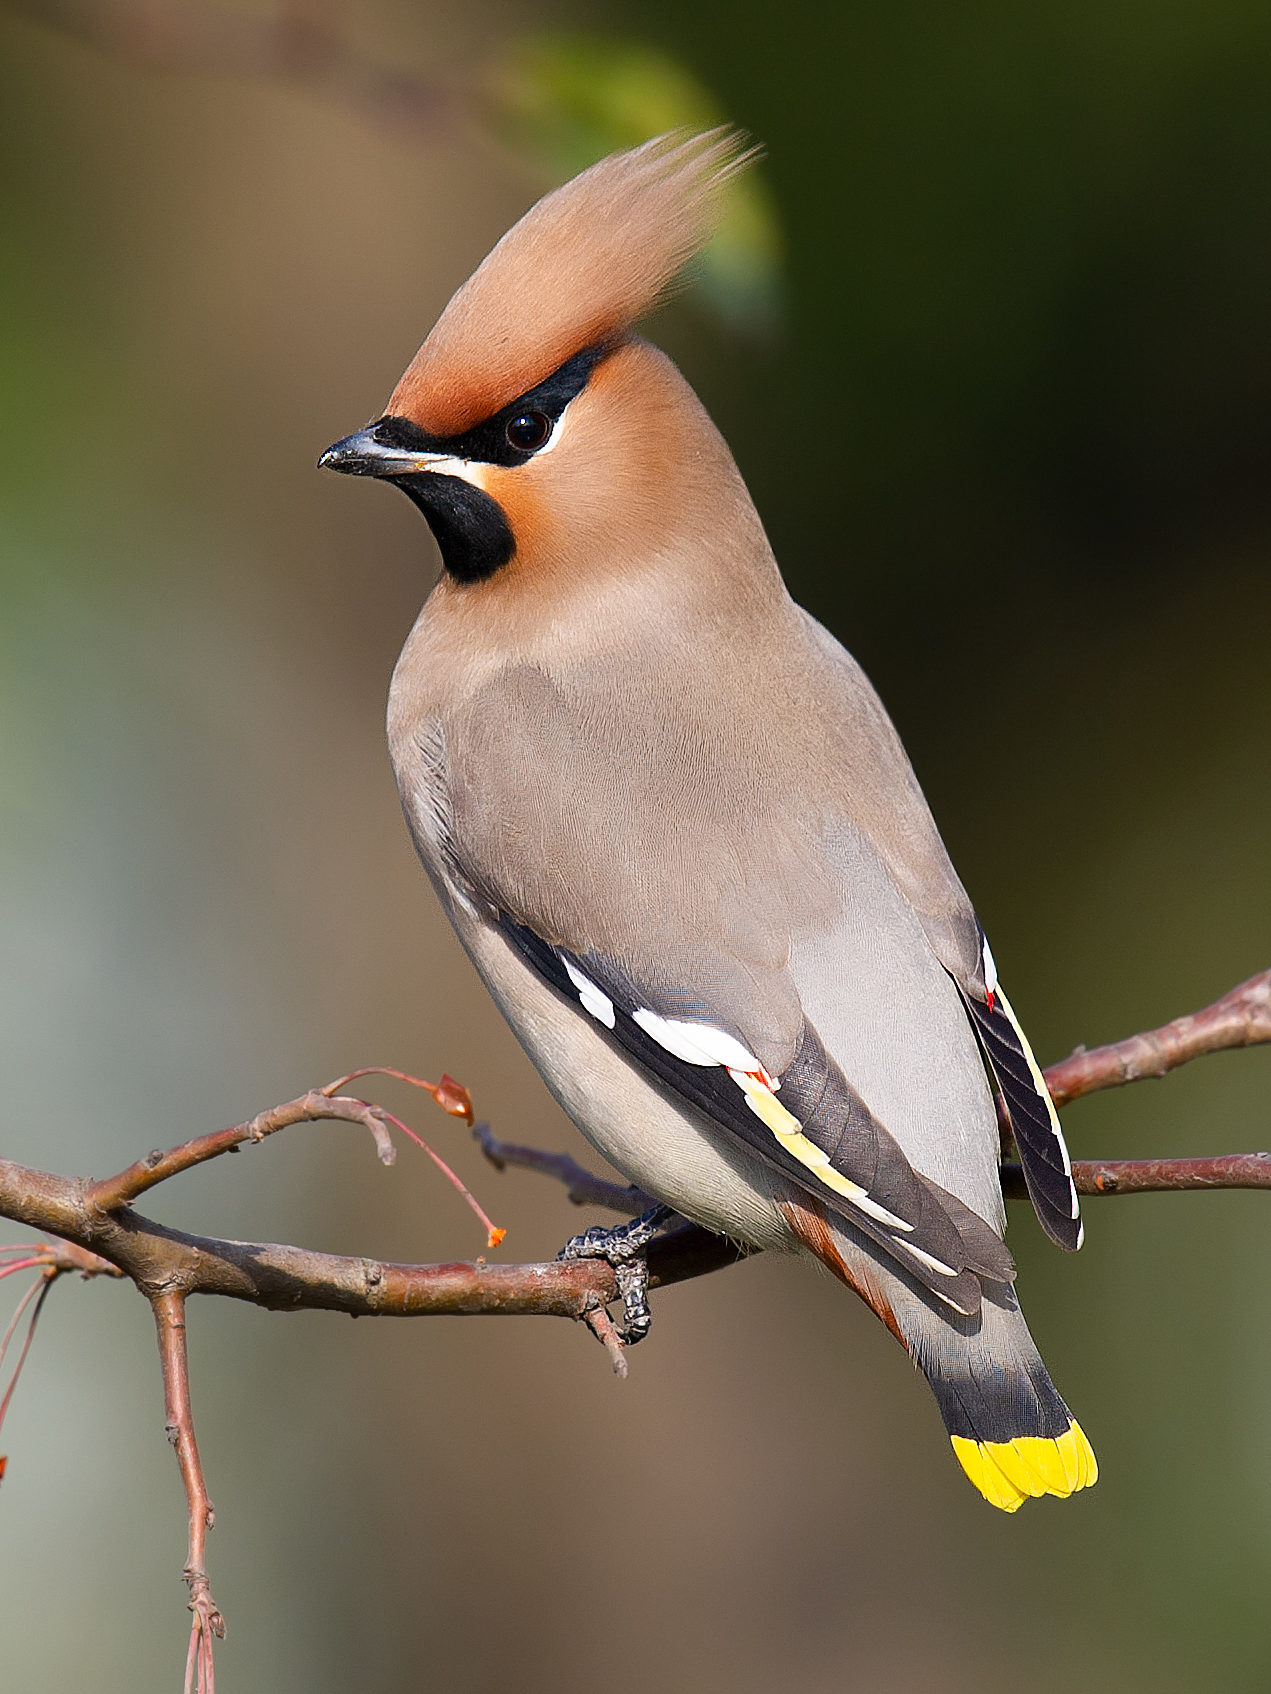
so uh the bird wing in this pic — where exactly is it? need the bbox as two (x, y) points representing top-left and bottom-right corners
(419, 624), (1072, 1280)
(414, 657), (1019, 1314)
(794, 611), (1082, 1251)
(959, 959), (1083, 1250)
(497, 911), (1013, 1315)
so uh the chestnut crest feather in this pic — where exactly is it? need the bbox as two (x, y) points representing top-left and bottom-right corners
(386, 128), (758, 438)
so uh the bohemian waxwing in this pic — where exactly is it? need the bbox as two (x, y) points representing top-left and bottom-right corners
(320, 131), (1095, 1511)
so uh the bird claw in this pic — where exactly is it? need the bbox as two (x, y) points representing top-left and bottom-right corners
(558, 1205), (675, 1345)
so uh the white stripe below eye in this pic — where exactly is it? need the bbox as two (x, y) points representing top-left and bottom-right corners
(631, 1008), (764, 1074)
(531, 405), (570, 457)
(563, 959), (616, 1029)
(405, 452), (489, 490)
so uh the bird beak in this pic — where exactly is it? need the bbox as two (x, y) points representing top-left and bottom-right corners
(318, 427), (447, 479)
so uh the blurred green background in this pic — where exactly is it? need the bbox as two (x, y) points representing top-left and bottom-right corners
(1, 2), (1269, 1689)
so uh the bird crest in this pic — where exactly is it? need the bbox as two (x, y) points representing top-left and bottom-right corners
(386, 129), (757, 437)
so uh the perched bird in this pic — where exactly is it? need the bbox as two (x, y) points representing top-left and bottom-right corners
(320, 131), (1095, 1511)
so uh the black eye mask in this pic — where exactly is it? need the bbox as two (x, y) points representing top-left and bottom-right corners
(322, 344), (612, 582)
(371, 344), (609, 468)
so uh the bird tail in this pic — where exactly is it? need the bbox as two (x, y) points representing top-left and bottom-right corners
(911, 1283), (1097, 1512)
(781, 1196), (1097, 1511)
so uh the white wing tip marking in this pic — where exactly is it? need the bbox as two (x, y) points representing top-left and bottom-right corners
(994, 981), (1084, 1232)
(982, 935), (998, 994)
(563, 959), (616, 1029)
(624, 1000), (939, 1256)
(896, 1239), (961, 1279)
(632, 1008), (766, 1075)
(731, 1071), (917, 1237)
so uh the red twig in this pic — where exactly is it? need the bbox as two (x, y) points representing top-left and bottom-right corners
(153, 1292), (223, 1694)
(87, 1076), (503, 1247)
(0, 1272), (48, 1378)
(367, 1105), (505, 1247)
(322, 1066), (474, 1124)
(0, 1274), (54, 1463)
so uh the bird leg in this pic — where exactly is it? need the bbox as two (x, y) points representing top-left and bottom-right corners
(558, 1204), (678, 1345)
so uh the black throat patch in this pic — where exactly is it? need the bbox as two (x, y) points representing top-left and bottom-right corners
(391, 474), (515, 583)
(373, 343), (610, 583)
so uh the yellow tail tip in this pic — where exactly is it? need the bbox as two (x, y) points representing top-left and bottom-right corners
(951, 1421), (1097, 1512)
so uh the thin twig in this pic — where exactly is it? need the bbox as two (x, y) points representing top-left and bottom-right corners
(153, 1292), (223, 1694)
(14, 0), (464, 142)
(1000, 1157), (1271, 1200)
(87, 1079), (503, 1246)
(0, 1276), (54, 1452)
(1074, 1152), (1271, 1195)
(473, 1121), (655, 1214)
(37, 1238), (124, 1279)
(0, 1238), (120, 1467)
(86, 1089), (399, 1213)
(0, 969), (1262, 1688)
(0, 1238), (123, 1281)
(365, 1105), (504, 1247)
(0, 1272), (49, 1378)
(584, 1305), (629, 1377)
(1043, 969), (1271, 1106)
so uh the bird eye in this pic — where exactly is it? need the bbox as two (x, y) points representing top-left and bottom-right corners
(505, 411), (551, 453)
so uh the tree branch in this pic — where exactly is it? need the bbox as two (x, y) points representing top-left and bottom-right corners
(472, 1119), (657, 1213)
(1041, 968), (1271, 1107)
(87, 1090), (397, 1214)
(0, 1151), (742, 1318)
(14, 0), (463, 142)
(0, 969), (1266, 1688)
(0, 970), (1264, 1325)
(153, 1291), (223, 1694)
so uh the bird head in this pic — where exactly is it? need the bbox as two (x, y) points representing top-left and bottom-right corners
(319, 130), (760, 589)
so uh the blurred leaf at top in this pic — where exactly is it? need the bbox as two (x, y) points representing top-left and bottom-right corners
(486, 33), (781, 335)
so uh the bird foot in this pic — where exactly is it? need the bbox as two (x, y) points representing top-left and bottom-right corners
(558, 1205), (676, 1345)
